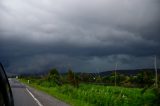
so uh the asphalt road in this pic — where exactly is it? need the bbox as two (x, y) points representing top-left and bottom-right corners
(9, 78), (69, 106)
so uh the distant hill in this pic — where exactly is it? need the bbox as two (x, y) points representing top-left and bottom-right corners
(18, 68), (160, 77)
(6, 72), (18, 77)
(75, 68), (160, 77)
(99, 68), (160, 76)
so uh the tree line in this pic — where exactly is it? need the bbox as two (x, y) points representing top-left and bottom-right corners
(32, 68), (160, 88)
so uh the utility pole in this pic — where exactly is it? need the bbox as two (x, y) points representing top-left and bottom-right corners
(68, 64), (75, 80)
(154, 56), (158, 88)
(68, 63), (71, 70)
(97, 68), (100, 78)
(115, 63), (118, 86)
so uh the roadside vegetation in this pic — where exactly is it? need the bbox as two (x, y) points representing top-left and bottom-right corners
(20, 68), (160, 106)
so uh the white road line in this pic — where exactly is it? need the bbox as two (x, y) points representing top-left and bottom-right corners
(26, 88), (43, 106)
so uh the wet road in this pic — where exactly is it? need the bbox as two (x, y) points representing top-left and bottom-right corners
(9, 78), (69, 106)
(9, 78), (39, 106)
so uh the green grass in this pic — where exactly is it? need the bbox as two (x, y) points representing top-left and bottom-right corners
(20, 79), (156, 106)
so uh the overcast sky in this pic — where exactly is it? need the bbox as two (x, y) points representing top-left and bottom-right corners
(0, 0), (160, 74)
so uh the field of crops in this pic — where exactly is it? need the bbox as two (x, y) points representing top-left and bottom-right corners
(21, 79), (157, 106)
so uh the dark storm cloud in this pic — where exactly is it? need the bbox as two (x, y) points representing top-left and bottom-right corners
(0, 0), (160, 73)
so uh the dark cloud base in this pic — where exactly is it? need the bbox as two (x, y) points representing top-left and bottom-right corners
(0, 0), (160, 74)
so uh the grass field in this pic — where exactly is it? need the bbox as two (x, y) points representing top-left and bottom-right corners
(20, 79), (157, 106)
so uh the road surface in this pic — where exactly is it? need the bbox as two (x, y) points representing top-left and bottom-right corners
(9, 78), (69, 106)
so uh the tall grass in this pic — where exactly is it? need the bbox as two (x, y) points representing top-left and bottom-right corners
(21, 79), (156, 106)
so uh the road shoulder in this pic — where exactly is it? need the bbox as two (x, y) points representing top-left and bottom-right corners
(25, 85), (70, 106)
